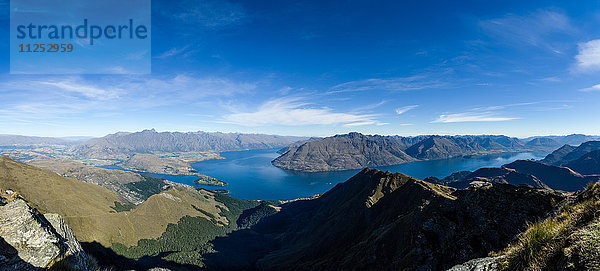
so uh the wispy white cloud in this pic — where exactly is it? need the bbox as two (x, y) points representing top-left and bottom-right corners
(156, 46), (190, 59)
(126, 50), (149, 60)
(222, 97), (380, 126)
(36, 78), (122, 100)
(579, 84), (600, 92)
(328, 73), (449, 94)
(471, 102), (539, 112)
(159, 0), (245, 29)
(539, 77), (561, 82)
(431, 112), (518, 123)
(395, 105), (419, 115)
(479, 9), (575, 50)
(575, 40), (600, 72)
(350, 100), (387, 113)
(430, 101), (565, 123)
(344, 121), (377, 127)
(0, 75), (255, 120)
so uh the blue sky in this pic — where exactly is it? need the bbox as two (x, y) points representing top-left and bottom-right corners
(1, 0), (600, 137)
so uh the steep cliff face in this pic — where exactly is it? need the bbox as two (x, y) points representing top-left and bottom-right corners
(0, 194), (88, 270)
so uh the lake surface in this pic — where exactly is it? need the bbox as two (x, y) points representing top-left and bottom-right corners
(191, 149), (548, 200)
(106, 149), (548, 201)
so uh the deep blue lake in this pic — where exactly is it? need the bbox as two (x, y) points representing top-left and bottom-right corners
(105, 149), (548, 201)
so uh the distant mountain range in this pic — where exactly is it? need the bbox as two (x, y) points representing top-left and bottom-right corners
(0, 130), (306, 164)
(541, 141), (600, 166)
(273, 133), (537, 172)
(0, 134), (77, 145)
(72, 129), (306, 160)
(566, 150), (600, 175)
(521, 134), (600, 147)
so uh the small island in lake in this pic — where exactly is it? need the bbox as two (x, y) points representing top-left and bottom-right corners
(194, 176), (228, 186)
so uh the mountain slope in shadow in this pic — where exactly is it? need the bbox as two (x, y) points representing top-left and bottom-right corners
(205, 168), (565, 271)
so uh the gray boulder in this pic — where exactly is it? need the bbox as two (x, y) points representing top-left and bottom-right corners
(0, 199), (88, 270)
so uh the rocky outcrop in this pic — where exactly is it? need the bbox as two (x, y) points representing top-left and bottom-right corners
(447, 256), (502, 271)
(0, 196), (88, 270)
(44, 214), (89, 269)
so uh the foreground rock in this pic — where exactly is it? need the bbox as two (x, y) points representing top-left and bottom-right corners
(447, 256), (502, 271)
(0, 194), (89, 270)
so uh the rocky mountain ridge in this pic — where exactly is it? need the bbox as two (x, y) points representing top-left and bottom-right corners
(427, 159), (598, 192)
(205, 168), (566, 270)
(273, 133), (532, 172)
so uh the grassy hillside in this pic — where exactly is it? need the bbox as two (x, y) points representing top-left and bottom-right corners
(27, 157), (162, 204)
(0, 155), (122, 243)
(0, 156), (249, 249)
(498, 182), (600, 270)
(111, 192), (258, 266)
